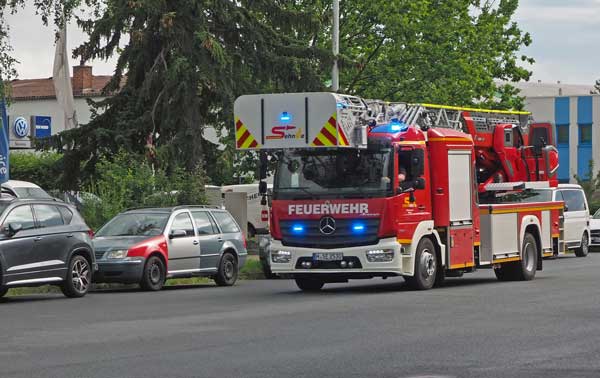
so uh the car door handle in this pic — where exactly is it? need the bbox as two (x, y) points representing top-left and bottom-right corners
(34, 237), (43, 242)
(193, 240), (199, 245)
(66, 234), (74, 238)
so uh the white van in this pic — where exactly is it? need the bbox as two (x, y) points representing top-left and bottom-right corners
(221, 184), (271, 237)
(1, 180), (53, 199)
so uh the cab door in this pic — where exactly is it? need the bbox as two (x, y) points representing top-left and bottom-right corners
(166, 211), (200, 274)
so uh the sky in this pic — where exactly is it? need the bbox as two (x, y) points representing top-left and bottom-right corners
(4, 0), (600, 85)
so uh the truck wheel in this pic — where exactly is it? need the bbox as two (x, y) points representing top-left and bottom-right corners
(140, 256), (166, 291)
(515, 232), (538, 281)
(214, 252), (239, 286)
(295, 276), (324, 291)
(493, 265), (514, 281)
(575, 233), (589, 257)
(405, 238), (438, 290)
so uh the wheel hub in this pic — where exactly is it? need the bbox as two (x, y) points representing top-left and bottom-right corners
(421, 249), (436, 278)
(72, 259), (89, 293)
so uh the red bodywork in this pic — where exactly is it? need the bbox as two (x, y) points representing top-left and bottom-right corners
(126, 235), (169, 268)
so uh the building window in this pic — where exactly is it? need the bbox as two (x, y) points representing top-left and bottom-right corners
(557, 125), (569, 145)
(580, 124), (592, 145)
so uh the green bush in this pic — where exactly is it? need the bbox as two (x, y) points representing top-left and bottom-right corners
(9, 152), (63, 190)
(82, 151), (206, 230)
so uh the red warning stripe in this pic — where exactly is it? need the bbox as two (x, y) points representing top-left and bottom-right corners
(313, 138), (324, 146)
(237, 129), (250, 148)
(321, 127), (338, 145)
(338, 126), (349, 146)
(235, 120), (243, 131)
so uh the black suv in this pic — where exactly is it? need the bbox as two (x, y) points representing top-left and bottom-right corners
(0, 198), (96, 298)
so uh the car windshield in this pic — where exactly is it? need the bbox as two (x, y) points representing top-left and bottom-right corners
(274, 146), (393, 200)
(12, 187), (53, 199)
(95, 213), (169, 237)
(593, 209), (600, 219)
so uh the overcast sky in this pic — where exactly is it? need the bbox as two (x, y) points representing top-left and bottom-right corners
(5, 0), (600, 85)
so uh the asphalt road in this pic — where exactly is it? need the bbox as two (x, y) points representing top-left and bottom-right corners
(1, 254), (600, 378)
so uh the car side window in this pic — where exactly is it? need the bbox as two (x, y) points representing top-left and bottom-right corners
(57, 206), (74, 224)
(34, 205), (65, 228)
(192, 211), (216, 235)
(212, 212), (240, 233)
(171, 213), (195, 236)
(562, 190), (585, 212)
(3, 205), (36, 231)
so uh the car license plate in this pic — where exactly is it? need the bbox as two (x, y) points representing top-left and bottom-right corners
(313, 252), (344, 261)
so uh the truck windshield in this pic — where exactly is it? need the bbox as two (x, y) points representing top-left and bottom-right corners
(274, 147), (393, 199)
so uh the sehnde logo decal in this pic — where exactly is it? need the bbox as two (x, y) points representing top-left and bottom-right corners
(288, 203), (369, 215)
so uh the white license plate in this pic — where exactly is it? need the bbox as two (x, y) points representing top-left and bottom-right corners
(313, 252), (344, 261)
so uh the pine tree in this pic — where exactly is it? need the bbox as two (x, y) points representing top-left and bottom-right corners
(42, 0), (330, 187)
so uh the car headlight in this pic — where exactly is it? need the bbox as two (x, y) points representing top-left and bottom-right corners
(106, 249), (128, 259)
(271, 250), (292, 263)
(366, 249), (394, 262)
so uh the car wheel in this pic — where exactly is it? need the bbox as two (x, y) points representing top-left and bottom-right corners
(295, 276), (324, 291)
(140, 256), (166, 291)
(61, 255), (92, 298)
(405, 238), (438, 290)
(0, 286), (8, 298)
(214, 252), (238, 286)
(575, 233), (589, 257)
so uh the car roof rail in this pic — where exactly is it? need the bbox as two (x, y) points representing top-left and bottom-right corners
(172, 205), (222, 211)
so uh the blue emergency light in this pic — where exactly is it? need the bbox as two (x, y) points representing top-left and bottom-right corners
(352, 223), (366, 233)
(292, 224), (305, 234)
(280, 112), (292, 123)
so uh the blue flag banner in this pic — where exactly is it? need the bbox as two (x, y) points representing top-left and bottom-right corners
(0, 99), (10, 183)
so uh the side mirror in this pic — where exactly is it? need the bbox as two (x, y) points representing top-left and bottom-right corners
(410, 149), (425, 177)
(169, 229), (187, 239)
(7, 223), (23, 237)
(259, 180), (267, 195)
(414, 177), (425, 190)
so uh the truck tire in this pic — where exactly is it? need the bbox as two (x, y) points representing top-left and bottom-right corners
(405, 238), (438, 290)
(295, 276), (324, 292)
(515, 232), (538, 281)
(575, 233), (589, 257)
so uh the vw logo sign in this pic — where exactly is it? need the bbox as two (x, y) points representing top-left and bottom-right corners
(319, 216), (336, 235)
(13, 117), (30, 138)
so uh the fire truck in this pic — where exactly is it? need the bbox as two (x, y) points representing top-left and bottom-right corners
(234, 92), (564, 291)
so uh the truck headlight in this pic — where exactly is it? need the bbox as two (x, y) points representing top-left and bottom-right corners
(272, 250), (292, 263)
(366, 249), (394, 262)
(106, 249), (128, 259)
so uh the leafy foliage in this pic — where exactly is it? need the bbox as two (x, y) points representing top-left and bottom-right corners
(81, 151), (206, 230)
(574, 160), (600, 214)
(331, 0), (532, 109)
(9, 152), (63, 189)
(40, 0), (329, 188)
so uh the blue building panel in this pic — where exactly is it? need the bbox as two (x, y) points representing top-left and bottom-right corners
(555, 97), (570, 125)
(554, 97), (570, 182)
(577, 96), (593, 124)
(577, 96), (593, 180)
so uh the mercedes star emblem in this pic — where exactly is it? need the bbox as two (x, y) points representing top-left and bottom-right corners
(319, 216), (336, 235)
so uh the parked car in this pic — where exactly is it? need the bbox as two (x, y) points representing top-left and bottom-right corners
(525, 184), (590, 257)
(1, 180), (53, 199)
(93, 205), (247, 290)
(0, 198), (95, 298)
(589, 208), (600, 249)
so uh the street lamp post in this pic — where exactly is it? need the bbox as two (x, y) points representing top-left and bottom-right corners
(332, 0), (340, 92)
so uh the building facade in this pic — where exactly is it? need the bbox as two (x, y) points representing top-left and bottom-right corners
(526, 95), (600, 183)
(7, 65), (110, 149)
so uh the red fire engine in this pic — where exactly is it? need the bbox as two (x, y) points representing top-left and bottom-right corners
(234, 93), (564, 291)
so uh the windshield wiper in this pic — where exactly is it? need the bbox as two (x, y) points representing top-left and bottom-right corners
(277, 186), (319, 199)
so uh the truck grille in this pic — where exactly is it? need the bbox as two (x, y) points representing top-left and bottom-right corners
(280, 218), (380, 249)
